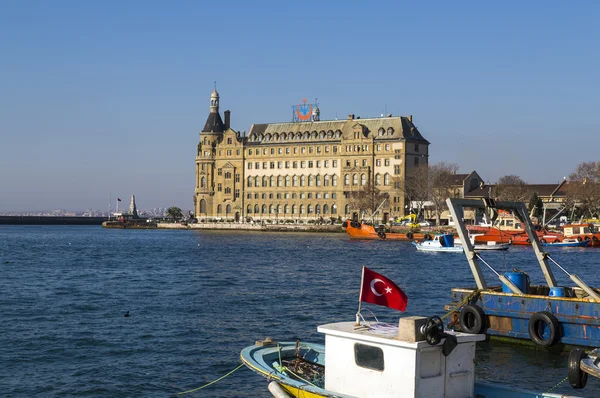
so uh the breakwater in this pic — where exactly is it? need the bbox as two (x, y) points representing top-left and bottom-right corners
(102, 220), (344, 233)
(0, 216), (108, 225)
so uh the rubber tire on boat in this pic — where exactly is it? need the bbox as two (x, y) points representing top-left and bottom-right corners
(593, 236), (599, 243)
(424, 234), (432, 241)
(568, 349), (588, 389)
(526, 238), (531, 243)
(406, 232), (414, 240)
(528, 311), (559, 347)
(534, 224), (542, 232)
(540, 238), (546, 244)
(577, 236), (582, 242)
(585, 236), (591, 241)
(342, 221), (348, 228)
(459, 304), (486, 334)
(379, 232), (386, 240)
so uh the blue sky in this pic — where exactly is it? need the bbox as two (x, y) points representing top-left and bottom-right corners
(1, 1), (598, 212)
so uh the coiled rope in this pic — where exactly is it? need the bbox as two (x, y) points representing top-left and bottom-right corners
(177, 363), (244, 395)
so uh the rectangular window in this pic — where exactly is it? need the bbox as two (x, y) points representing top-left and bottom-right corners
(286, 148), (290, 154)
(346, 160), (351, 167)
(219, 150), (222, 156)
(263, 148), (267, 155)
(278, 148), (282, 154)
(301, 147), (306, 154)
(394, 165), (401, 175)
(376, 159), (381, 166)
(354, 160), (359, 166)
(325, 146), (330, 153)
(332, 193), (337, 199)
(316, 160), (321, 168)
(236, 149), (240, 155)
(317, 146), (321, 153)
(284, 193), (290, 199)
(227, 150), (232, 156)
(218, 168), (222, 176)
(309, 147), (313, 153)
(247, 193), (251, 199)
(301, 161), (306, 168)
(285, 161), (290, 168)
(235, 189), (240, 198)
(256, 149), (260, 155)
(248, 149), (252, 156)
(293, 147), (297, 154)
(255, 162), (260, 169)
(276, 193), (281, 199)
(308, 161), (313, 168)
(270, 162), (275, 169)
(324, 193), (329, 199)
(385, 144), (390, 151)
(263, 162), (267, 169)
(201, 164), (206, 171)
(354, 343), (384, 371)
(333, 146), (337, 153)
(300, 193), (305, 199)
(362, 159), (367, 166)
(333, 160), (338, 167)
(385, 159), (390, 166)
(235, 174), (240, 182)
(271, 148), (275, 155)
(217, 183), (222, 192)
(278, 161), (282, 169)
(324, 160), (329, 167)
(293, 161), (298, 168)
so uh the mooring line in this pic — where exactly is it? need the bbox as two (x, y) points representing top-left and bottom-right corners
(543, 375), (568, 394)
(177, 363), (245, 395)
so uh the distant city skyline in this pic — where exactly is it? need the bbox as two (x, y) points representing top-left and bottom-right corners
(1, 1), (598, 212)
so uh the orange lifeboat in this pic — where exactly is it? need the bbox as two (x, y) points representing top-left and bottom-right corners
(561, 223), (600, 246)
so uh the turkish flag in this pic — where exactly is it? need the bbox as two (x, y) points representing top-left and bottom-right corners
(360, 267), (408, 311)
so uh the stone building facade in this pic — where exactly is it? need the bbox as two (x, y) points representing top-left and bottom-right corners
(194, 90), (430, 223)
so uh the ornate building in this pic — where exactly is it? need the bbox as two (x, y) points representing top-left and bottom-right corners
(194, 90), (429, 223)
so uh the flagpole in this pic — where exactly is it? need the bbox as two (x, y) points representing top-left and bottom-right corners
(108, 192), (111, 221)
(356, 266), (365, 326)
(116, 197), (119, 214)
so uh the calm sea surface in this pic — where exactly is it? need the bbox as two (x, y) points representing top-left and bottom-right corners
(1, 225), (599, 397)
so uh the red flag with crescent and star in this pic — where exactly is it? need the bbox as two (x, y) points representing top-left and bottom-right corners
(360, 266), (408, 311)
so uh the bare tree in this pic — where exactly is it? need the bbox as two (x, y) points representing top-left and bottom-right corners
(495, 175), (529, 202)
(429, 162), (460, 226)
(567, 161), (600, 218)
(347, 180), (389, 222)
(400, 165), (430, 218)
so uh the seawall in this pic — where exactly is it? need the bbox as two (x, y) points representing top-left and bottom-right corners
(0, 216), (108, 225)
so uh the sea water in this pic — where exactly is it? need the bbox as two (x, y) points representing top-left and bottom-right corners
(1, 225), (599, 397)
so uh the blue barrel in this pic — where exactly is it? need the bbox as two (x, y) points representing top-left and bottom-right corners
(502, 272), (529, 293)
(549, 287), (566, 297)
(442, 234), (455, 247)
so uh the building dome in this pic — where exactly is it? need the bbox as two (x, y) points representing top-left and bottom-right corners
(211, 89), (219, 99)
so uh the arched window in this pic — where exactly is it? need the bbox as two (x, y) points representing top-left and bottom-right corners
(200, 199), (207, 214)
(217, 204), (222, 214)
(269, 204), (275, 214)
(247, 205), (252, 214)
(323, 204), (329, 214)
(378, 127), (385, 136)
(226, 204), (231, 214)
(324, 174), (330, 186)
(376, 174), (381, 186)
(361, 174), (366, 186)
(285, 175), (290, 187)
(270, 176), (275, 187)
(255, 176), (260, 187)
(308, 175), (314, 187)
(292, 175), (298, 187)
(387, 127), (394, 135)
(344, 204), (350, 214)
(277, 204), (282, 214)
(247, 176), (252, 187)
(284, 204), (290, 214)
(277, 176), (283, 187)
(300, 175), (306, 187)
(384, 173), (390, 186)
(316, 175), (321, 186)
(262, 204), (267, 214)
(201, 177), (206, 188)
(300, 204), (305, 214)
(308, 204), (313, 214)
(262, 176), (268, 187)
(254, 204), (260, 213)
(292, 204), (297, 214)
(332, 175), (338, 186)
(353, 174), (358, 185)
(344, 174), (350, 186)
(315, 204), (321, 214)
(332, 204), (337, 214)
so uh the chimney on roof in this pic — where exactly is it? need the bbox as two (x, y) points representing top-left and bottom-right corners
(348, 114), (355, 120)
(387, 113), (392, 117)
(224, 110), (231, 130)
(407, 115), (413, 122)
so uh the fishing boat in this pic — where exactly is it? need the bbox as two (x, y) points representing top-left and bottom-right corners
(241, 317), (581, 398)
(343, 219), (432, 241)
(542, 238), (590, 248)
(413, 233), (463, 253)
(455, 234), (511, 251)
(445, 198), (600, 348)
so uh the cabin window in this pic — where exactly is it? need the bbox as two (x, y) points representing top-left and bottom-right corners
(354, 343), (384, 371)
(573, 227), (580, 234)
(506, 220), (514, 227)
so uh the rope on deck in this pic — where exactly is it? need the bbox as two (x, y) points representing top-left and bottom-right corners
(177, 363), (245, 395)
(440, 289), (481, 321)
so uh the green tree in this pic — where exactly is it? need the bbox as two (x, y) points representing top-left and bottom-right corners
(166, 206), (183, 220)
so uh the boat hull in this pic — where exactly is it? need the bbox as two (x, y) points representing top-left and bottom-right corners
(448, 288), (600, 348)
(343, 220), (430, 241)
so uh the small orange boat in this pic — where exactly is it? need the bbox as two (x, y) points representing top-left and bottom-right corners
(343, 219), (432, 241)
(558, 223), (600, 247)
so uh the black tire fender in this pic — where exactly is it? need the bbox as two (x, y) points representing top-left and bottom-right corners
(424, 234), (432, 241)
(380, 232), (386, 240)
(577, 236), (582, 242)
(528, 311), (559, 347)
(526, 238), (531, 243)
(540, 238), (547, 244)
(406, 232), (414, 240)
(585, 236), (591, 241)
(459, 304), (486, 334)
(342, 221), (348, 228)
(568, 349), (588, 389)
(593, 236), (599, 242)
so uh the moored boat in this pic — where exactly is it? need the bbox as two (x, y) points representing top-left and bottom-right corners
(241, 320), (581, 398)
(542, 238), (590, 248)
(343, 219), (432, 241)
(412, 233), (463, 253)
(445, 198), (600, 348)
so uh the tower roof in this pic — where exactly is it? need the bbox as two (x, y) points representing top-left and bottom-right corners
(202, 112), (225, 133)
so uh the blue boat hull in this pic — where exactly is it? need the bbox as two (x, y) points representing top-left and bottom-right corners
(449, 287), (600, 347)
